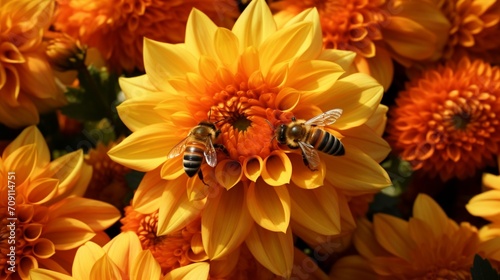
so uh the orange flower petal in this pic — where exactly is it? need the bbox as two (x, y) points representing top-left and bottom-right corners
(289, 153), (325, 189)
(215, 159), (243, 190)
(164, 262), (210, 280)
(413, 194), (451, 238)
(90, 254), (123, 279)
(373, 214), (413, 262)
(261, 151), (292, 186)
(26, 178), (58, 204)
(72, 241), (106, 280)
(362, 47), (393, 90)
(243, 156), (263, 182)
(330, 255), (377, 279)
(364, 104), (388, 136)
(245, 225), (293, 278)
(32, 238), (55, 259)
(132, 168), (165, 213)
(130, 251), (162, 280)
(29, 269), (73, 280)
(247, 180), (290, 233)
(274, 87), (300, 112)
(288, 184), (341, 235)
(41, 218), (95, 250)
(202, 184), (253, 259)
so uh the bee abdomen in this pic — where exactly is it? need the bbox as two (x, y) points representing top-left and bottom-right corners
(183, 142), (205, 177)
(310, 129), (345, 156)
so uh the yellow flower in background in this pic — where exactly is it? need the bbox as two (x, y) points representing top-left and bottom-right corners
(29, 231), (162, 280)
(467, 158), (500, 225)
(438, 0), (500, 62)
(269, 0), (450, 89)
(0, 126), (120, 279)
(330, 194), (488, 279)
(0, 0), (66, 128)
(108, 0), (390, 276)
(53, 0), (240, 73)
(386, 56), (500, 181)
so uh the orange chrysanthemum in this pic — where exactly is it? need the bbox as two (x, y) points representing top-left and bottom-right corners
(53, 0), (240, 73)
(84, 139), (131, 210)
(0, 0), (66, 128)
(108, 0), (390, 277)
(386, 56), (500, 181)
(439, 0), (500, 62)
(0, 126), (120, 279)
(330, 194), (500, 279)
(270, 0), (450, 89)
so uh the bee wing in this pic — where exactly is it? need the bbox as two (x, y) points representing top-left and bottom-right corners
(298, 141), (320, 170)
(304, 109), (343, 126)
(204, 137), (218, 167)
(167, 137), (188, 159)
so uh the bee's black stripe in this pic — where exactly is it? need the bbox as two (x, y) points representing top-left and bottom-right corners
(316, 131), (331, 151)
(326, 137), (345, 156)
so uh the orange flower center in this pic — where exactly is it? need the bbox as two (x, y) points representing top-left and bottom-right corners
(206, 74), (293, 163)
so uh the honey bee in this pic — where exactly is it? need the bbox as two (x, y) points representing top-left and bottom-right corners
(275, 109), (345, 171)
(168, 121), (220, 184)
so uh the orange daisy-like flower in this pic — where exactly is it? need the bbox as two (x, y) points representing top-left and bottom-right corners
(108, 0), (390, 276)
(269, 0), (450, 89)
(386, 56), (500, 181)
(0, 0), (66, 128)
(84, 139), (131, 210)
(29, 231), (162, 280)
(0, 126), (120, 279)
(53, 0), (240, 73)
(438, 0), (500, 62)
(330, 194), (500, 279)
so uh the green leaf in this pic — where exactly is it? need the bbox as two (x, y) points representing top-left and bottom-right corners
(471, 254), (500, 280)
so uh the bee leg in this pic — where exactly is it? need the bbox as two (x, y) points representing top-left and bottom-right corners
(197, 170), (209, 186)
(214, 144), (229, 156)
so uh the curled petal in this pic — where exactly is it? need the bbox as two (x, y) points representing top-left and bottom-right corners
(32, 238), (55, 259)
(243, 156), (263, 182)
(23, 223), (43, 241)
(261, 151), (292, 186)
(247, 180), (291, 233)
(288, 60), (344, 95)
(18, 255), (37, 279)
(215, 160), (242, 190)
(275, 87), (300, 112)
(289, 153), (325, 189)
(245, 225), (294, 278)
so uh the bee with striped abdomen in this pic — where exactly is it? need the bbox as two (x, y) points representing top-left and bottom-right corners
(168, 121), (220, 184)
(275, 109), (345, 171)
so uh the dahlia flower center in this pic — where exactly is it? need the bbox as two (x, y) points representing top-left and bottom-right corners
(209, 78), (284, 162)
(450, 111), (471, 130)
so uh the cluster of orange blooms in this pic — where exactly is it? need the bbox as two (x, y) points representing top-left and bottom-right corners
(2, 0), (500, 279)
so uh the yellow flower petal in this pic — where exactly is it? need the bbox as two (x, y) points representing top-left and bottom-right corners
(164, 262), (210, 280)
(467, 190), (500, 222)
(160, 155), (184, 180)
(41, 218), (95, 250)
(32, 238), (55, 259)
(132, 168), (165, 213)
(341, 127), (391, 163)
(232, 0), (276, 50)
(39, 150), (86, 199)
(104, 232), (142, 278)
(202, 184), (253, 259)
(29, 269), (74, 280)
(281, 7), (322, 61)
(157, 177), (204, 235)
(289, 153), (325, 189)
(16, 54), (59, 99)
(26, 177), (58, 204)
(117, 95), (169, 132)
(72, 241), (106, 280)
(119, 75), (173, 100)
(364, 104), (388, 136)
(483, 173), (500, 191)
(330, 255), (377, 280)
(413, 193), (450, 238)
(261, 151), (292, 186)
(247, 180), (290, 233)
(130, 251), (161, 280)
(3, 144), (37, 184)
(48, 197), (120, 231)
(215, 159), (243, 190)
(318, 49), (356, 72)
(3, 125), (50, 168)
(90, 254), (123, 280)
(108, 123), (177, 172)
(143, 38), (198, 91)
(185, 9), (218, 59)
(274, 87), (300, 112)
(361, 47), (394, 90)
(323, 149), (391, 194)
(245, 225), (293, 278)
(243, 156), (263, 182)
(288, 184), (341, 235)
(214, 27), (239, 72)
(287, 60), (344, 95)
(373, 214), (413, 262)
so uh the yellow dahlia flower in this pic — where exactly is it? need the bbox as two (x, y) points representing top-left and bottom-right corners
(270, 0), (450, 89)
(330, 194), (497, 279)
(0, 0), (66, 128)
(29, 231), (162, 280)
(0, 126), (120, 279)
(108, 0), (390, 277)
(53, 0), (240, 73)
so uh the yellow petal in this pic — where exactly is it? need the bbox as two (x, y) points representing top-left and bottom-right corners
(157, 177), (204, 235)
(117, 94), (169, 132)
(288, 184), (341, 235)
(274, 87), (300, 112)
(318, 49), (356, 72)
(72, 242), (106, 280)
(143, 38), (197, 91)
(185, 9), (218, 59)
(245, 225), (293, 278)
(48, 197), (120, 231)
(362, 47), (394, 91)
(3, 125), (49, 168)
(3, 144), (37, 185)
(215, 160), (243, 190)
(214, 27), (239, 73)
(39, 150), (85, 199)
(108, 123), (177, 172)
(232, 0), (276, 50)
(317, 73), (383, 130)
(281, 7), (322, 61)
(340, 126), (391, 163)
(29, 269), (74, 280)
(16, 54), (59, 99)
(132, 168), (165, 213)
(261, 151), (292, 186)
(289, 153), (325, 189)
(119, 75), (172, 100)
(23, 223), (43, 242)
(259, 21), (312, 75)
(104, 232), (142, 278)
(164, 262), (210, 280)
(329, 255), (377, 280)
(247, 180), (290, 233)
(90, 255), (123, 280)
(352, 218), (386, 259)
(292, 247), (329, 280)
(287, 60), (344, 95)
(323, 149), (391, 194)
(26, 178), (58, 205)
(202, 184), (253, 259)
(66, 161), (92, 198)
(239, 46), (260, 78)
(483, 173), (500, 191)
(130, 251), (161, 280)
(243, 156), (263, 182)
(209, 248), (240, 278)
(160, 153), (185, 181)
(32, 238), (55, 259)
(364, 104), (388, 136)
(373, 214), (413, 262)
(467, 190), (500, 222)
(413, 194), (450, 237)
(41, 218), (95, 250)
